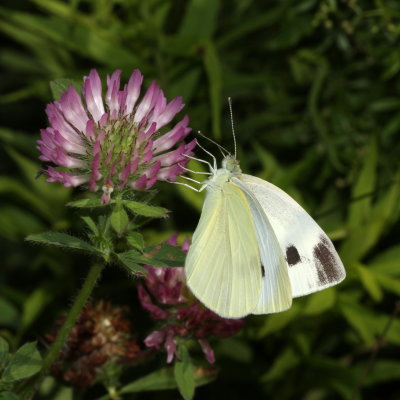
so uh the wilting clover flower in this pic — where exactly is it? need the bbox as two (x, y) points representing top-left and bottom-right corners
(46, 301), (140, 387)
(138, 235), (245, 364)
(38, 69), (195, 203)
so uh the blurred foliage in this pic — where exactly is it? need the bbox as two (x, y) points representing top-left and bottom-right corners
(1, 0), (400, 399)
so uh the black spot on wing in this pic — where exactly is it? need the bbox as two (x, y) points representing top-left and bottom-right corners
(313, 235), (341, 284)
(286, 245), (301, 266)
(261, 263), (265, 277)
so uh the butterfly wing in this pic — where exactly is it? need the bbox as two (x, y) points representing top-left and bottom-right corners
(185, 180), (262, 318)
(240, 174), (346, 297)
(232, 178), (292, 314)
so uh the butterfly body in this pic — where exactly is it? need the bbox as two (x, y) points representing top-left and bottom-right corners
(185, 155), (345, 319)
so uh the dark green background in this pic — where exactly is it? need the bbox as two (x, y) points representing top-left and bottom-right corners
(1, 1), (400, 399)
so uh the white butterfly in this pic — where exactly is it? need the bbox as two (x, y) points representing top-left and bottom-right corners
(179, 106), (345, 319)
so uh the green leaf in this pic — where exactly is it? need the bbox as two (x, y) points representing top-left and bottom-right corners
(218, 7), (283, 48)
(67, 198), (106, 208)
(357, 264), (383, 302)
(126, 232), (144, 251)
(0, 392), (20, 400)
(0, 336), (9, 371)
(145, 243), (186, 267)
(120, 368), (180, 393)
(372, 273), (400, 295)
(50, 78), (81, 100)
(0, 206), (44, 241)
(110, 204), (129, 235)
(348, 138), (377, 229)
(122, 201), (168, 218)
(6, 148), (71, 208)
(257, 303), (301, 338)
(340, 168), (400, 265)
(0, 298), (19, 329)
(1, 342), (42, 383)
(169, 68), (201, 103)
(179, 0), (220, 40)
(216, 338), (253, 363)
(338, 297), (400, 345)
(68, 199), (168, 218)
(302, 288), (336, 316)
(370, 245), (400, 275)
(307, 357), (356, 400)
(363, 360), (400, 386)
(125, 243), (186, 268)
(174, 346), (195, 400)
(340, 301), (375, 344)
(26, 232), (101, 255)
(0, 177), (54, 221)
(81, 216), (99, 236)
(0, 127), (38, 158)
(203, 40), (222, 140)
(115, 251), (147, 276)
(261, 347), (299, 381)
(21, 288), (51, 334)
(120, 366), (215, 394)
(0, 8), (139, 69)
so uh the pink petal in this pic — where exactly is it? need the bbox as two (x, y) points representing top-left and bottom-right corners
(143, 161), (161, 179)
(123, 69), (143, 116)
(58, 86), (89, 133)
(84, 69), (105, 123)
(134, 81), (161, 124)
(144, 329), (166, 349)
(165, 329), (177, 364)
(45, 167), (88, 187)
(130, 175), (147, 190)
(151, 96), (184, 130)
(106, 70), (122, 118)
(47, 104), (83, 146)
(55, 148), (85, 168)
(153, 142), (186, 167)
(157, 164), (185, 182)
(54, 130), (86, 154)
(153, 116), (191, 153)
(198, 339), (215, 364)
(137, 123), (157, 146)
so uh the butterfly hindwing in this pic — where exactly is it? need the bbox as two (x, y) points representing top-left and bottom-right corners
(240, 174), (346, 297)
(232, 178), (292, 313)
(185, 180), (262, 318)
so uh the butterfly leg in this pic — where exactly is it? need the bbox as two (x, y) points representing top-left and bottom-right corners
(169, 180), (201, 192)
(181, 175), (203, 185)
(183, 154), (215, 173)
(178, 164), (212, 175)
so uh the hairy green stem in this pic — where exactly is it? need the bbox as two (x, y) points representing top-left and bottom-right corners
(42, 262), (104, 371)
(18, 262), (105, 399)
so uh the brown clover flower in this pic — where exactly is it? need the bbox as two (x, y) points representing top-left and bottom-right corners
(46, 301), (140, 387)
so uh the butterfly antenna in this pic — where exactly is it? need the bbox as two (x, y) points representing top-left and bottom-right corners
(228, 97), (237, 159)
(196, 130), (229, 158)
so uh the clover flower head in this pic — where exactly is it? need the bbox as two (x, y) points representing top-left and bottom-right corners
(138, 234), (245, 364)
(46, 301), (140, 387)
(38, 69), (195, 203)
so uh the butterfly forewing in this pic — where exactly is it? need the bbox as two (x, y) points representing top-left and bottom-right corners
(240, 174), (346, 297)
(185, 180), (262, 318)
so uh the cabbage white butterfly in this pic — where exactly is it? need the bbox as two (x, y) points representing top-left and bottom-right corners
(180, 104), (346, 319)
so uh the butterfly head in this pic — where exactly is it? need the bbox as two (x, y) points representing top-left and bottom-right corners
(222, 155), (241, 175)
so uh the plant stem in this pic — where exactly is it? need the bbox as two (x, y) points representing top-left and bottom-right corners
(18, 262), (105, 399)
(42, 262), (104, 371)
